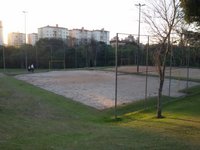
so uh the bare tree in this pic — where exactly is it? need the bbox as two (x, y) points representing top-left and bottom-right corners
(144, 0), (181, 118)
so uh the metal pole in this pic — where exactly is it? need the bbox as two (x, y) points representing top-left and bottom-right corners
(35, 45), (38, 69)
(49, 45), (52, 70)
(145, 36), (149, 105)
(95, 47), (97, 68)
(115, 33), (118, 119)
(169, 38), (173, 97)
(104, 47), (107, 66)
(85, 47), (88, 67)
(186, 44), (190, 89)
(137, 4), (141, 73)
(63, 43), (66, 69)
(135, 3), (145, 73)
(51, 46), (53, 63)
(23, 11), (28, 70)
(75, 47), (77, 68)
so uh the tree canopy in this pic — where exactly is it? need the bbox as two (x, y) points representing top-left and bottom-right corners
(180, 0), (200, 25)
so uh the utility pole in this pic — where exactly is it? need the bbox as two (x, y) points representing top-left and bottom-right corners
(22, 11), (28, 69)
(135, 3), (145, 73)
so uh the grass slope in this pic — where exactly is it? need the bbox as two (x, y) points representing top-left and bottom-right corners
(0, 75), (199, 150)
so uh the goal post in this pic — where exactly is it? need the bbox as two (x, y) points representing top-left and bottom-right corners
(114, 33), (150, 119)
(49, 60), (65, 70)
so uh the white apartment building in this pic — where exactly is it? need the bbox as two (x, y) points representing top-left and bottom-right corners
(69, 27), (110, 46)
(92, 29), (110, 45)
(28, 33), (38, 45)
(30, 25), (109, 46)
(110, 35), (136, 47)
(69, 27), (92, 45)
(0, 21), (3, 45)
(38, 24), (69, 40)
(8, 32), (25, 47)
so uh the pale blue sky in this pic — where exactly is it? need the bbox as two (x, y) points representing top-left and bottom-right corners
(0, 0), (147, 43)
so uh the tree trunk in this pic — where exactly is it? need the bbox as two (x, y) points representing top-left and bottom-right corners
(157, 76), (164, 118)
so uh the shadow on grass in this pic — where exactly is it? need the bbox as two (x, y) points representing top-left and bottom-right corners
(103, 85), (200, 124)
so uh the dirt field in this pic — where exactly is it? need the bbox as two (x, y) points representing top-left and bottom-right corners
(107, 66), (200, 79)
(15, 70), (200, 109)
(0, 73), (4, 77)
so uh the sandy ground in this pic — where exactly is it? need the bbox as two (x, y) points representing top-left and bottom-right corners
(15, 70), (200, 109)
(0, 73), (4, 77)
(108, 66), (200, 79)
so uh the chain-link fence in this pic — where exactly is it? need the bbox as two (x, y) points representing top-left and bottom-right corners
(113, 33), (200, 117)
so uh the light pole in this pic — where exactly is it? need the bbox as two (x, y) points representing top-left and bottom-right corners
(22, 11), (28, 69)
(186, 43), (190, 89)
(135, 3), (145, 73)
(115, 33), (119, 119)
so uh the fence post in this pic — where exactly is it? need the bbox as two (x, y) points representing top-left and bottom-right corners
(115, 33), (119, 119)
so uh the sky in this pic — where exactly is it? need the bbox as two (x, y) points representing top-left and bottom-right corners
(0, 0), (148, 44)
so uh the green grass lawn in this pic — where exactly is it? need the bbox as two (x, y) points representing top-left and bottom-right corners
(0, 75), (199, 150)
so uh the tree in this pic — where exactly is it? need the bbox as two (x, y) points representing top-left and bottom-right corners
(35, 38), (67, 68)
(180, 0), (200, 25)
(144, 0), (181, 118)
